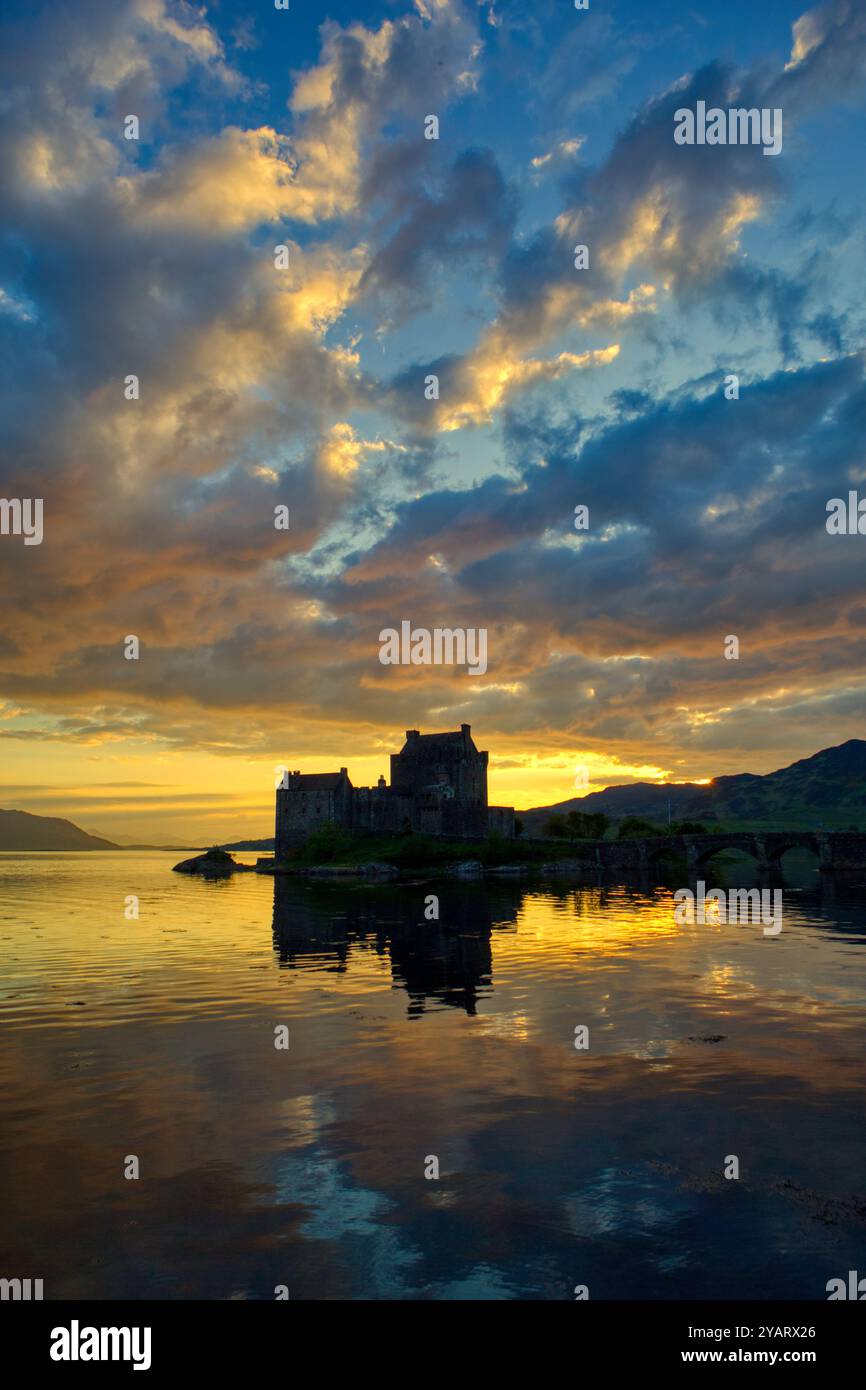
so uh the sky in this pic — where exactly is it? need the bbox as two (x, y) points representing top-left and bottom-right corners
(0, 0), (865, 842)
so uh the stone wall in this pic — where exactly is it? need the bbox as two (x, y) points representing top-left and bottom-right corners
(275, 769), (353, 855)
(488, 806), (516, 838)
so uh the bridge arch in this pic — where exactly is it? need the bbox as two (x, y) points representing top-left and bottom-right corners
(599, 830), (864, 874)
(643, 837), (687, 866)
(691, 847), (763, 872)
(687, 835), (761, 870)
(762, 833), (820, 865)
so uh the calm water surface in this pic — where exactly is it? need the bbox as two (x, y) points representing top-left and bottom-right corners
(1, 852), (865, 1300)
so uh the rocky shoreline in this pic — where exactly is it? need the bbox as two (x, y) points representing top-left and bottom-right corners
(174, 848), (593, 880)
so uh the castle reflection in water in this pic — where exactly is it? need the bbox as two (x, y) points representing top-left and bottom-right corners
(271, 876), (528, 1017)
(271, 858), (848, 1019)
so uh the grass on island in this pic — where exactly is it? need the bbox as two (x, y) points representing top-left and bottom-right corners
(280, 826), (589, 869)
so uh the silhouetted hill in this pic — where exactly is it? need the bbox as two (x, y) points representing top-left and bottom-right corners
(214, 838), (275, 853)
(521, 740), (866, 834)
(0, 810), (119, 851)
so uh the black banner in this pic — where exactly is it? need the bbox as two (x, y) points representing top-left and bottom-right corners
(4, 1300), (862, 1375)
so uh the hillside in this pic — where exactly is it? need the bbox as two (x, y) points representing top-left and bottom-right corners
(521, 740), (866, 834)
(0, 809), (119, 851)
(214, 838), (275, 853)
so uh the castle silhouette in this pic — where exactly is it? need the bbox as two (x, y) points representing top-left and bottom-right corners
(275, 724), (514, 856)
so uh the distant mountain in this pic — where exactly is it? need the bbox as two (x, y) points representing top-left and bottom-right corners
(520, 740), (866, 835)
(214, 838), (275, 853)
(0, 809), (120, 851)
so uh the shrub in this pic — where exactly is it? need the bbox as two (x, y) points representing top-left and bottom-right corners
(299, 825), (356, 862)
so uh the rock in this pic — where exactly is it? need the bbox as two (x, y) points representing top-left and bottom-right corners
(172, 848), (247, 876)
(451, 861), (483, 877)
(302, 862), (399, 878)
(486, 864), (530, 875)
(304, 864), (363, 877)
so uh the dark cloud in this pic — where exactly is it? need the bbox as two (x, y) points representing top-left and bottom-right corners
(360, 148), (517, 315)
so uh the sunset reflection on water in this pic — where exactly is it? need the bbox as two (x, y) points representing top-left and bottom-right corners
(1, 852), (865, 1300)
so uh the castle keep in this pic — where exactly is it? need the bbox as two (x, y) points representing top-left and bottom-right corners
(275, 724), (515, 856)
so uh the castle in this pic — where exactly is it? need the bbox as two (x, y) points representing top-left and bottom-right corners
(275, 724), (515, 857)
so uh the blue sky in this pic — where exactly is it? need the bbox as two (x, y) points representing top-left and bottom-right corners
(0, 0), (865, 838)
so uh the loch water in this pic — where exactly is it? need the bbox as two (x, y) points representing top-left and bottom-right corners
(1, 851), (865, 1300)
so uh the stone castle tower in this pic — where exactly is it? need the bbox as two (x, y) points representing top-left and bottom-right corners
(275, 724), (514, 857)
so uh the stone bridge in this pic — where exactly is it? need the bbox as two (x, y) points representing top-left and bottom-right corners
(578, 830), (866, 873)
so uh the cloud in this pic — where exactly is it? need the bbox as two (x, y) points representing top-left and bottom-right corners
(314, 353), (866, 761)
(1, 0), (865, 806)
(776, 0), (866, 105)
(529, 136), (586, 173)
(123, 125), (357, 231)
(360, 148), (518, 315)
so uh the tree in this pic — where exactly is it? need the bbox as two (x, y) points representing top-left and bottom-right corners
(564, 810), (609, 839)
(617, 816), (661, 840)
(544, 811), (609, 840)
(543, 814), (568, 838)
